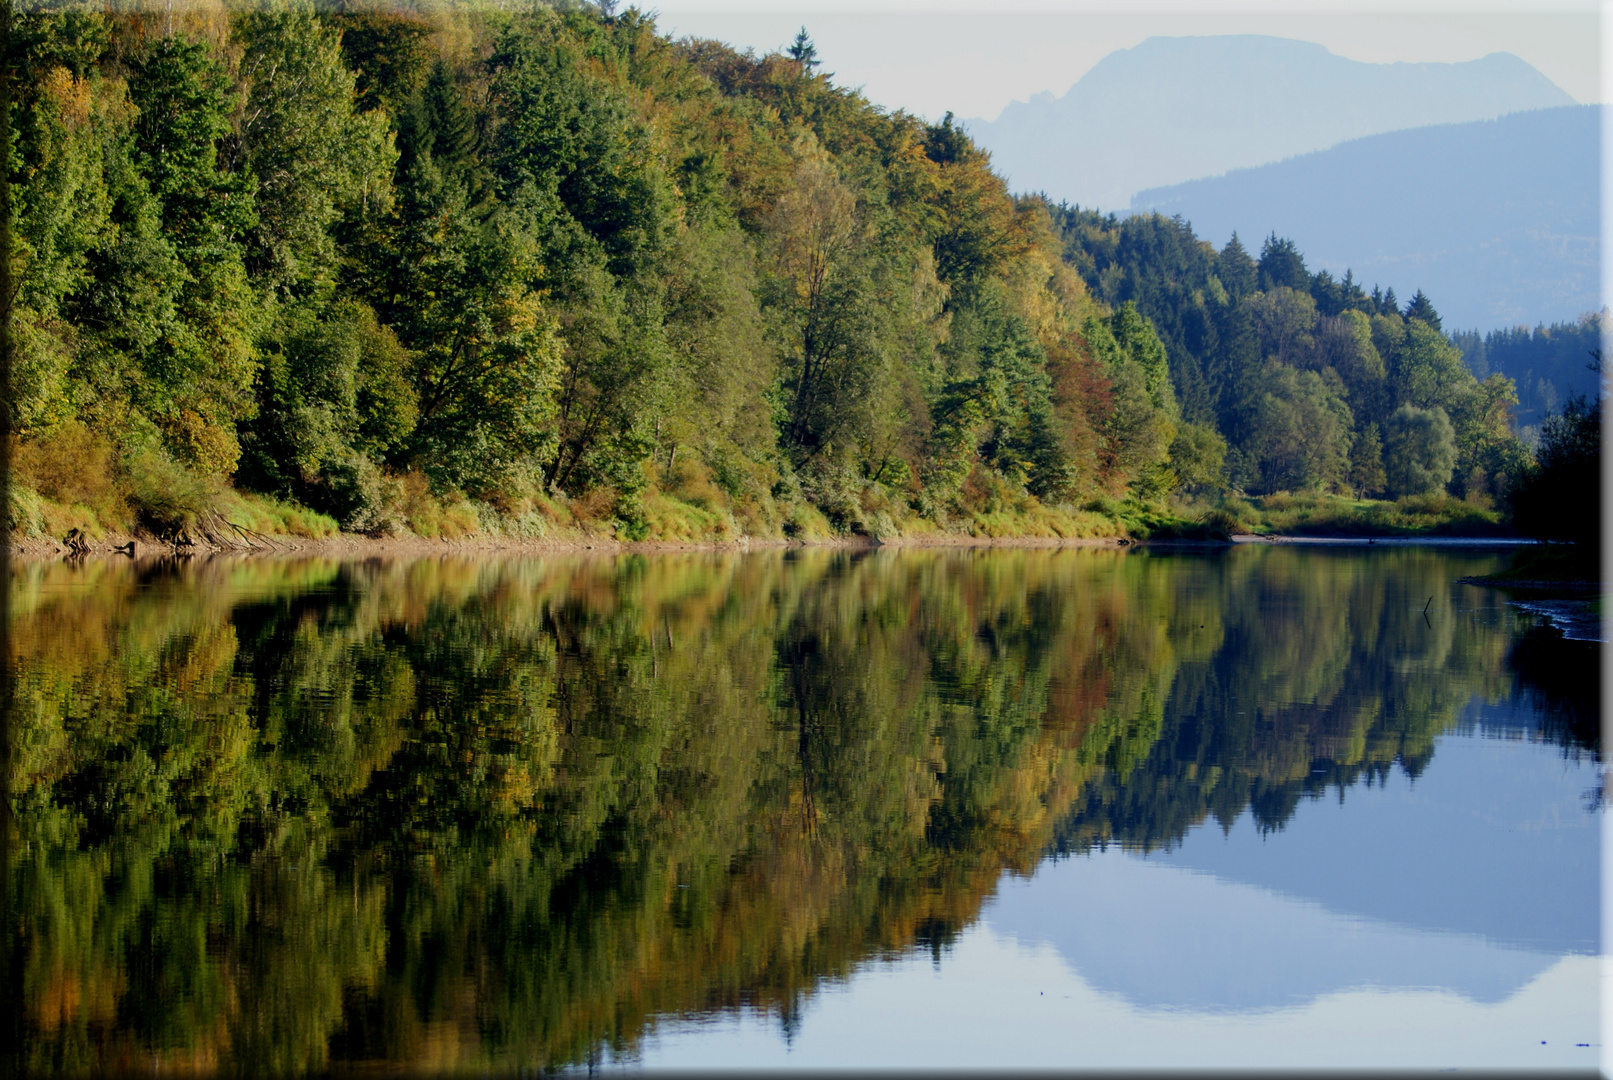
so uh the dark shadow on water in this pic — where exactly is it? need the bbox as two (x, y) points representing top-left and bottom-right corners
(1506, 619), (1601, 763)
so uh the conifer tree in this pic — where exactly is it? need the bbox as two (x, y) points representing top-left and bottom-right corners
(1402, 289), (1442, 332)
(400, 60), (478, 177)
(1257, 234), (1307, 292)
(787, 28), (820, 72)
(1217, 233), (1257, 303)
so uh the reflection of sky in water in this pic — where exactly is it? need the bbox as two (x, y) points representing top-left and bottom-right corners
(986, 853), (1559, 1010)
(635, 937), (1598, 1071)
(632, 724), (1604, 1071)
(1145, 709), (1601, 956)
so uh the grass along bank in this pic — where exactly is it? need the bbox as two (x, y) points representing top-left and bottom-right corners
(10, 431), (1131, 551)
(10, 433), (1509, 555)
(1235, 490), (1507, 537)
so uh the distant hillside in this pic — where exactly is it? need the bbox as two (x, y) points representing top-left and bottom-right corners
(1452, 319), (1603, 433)
(1132, 105), (1601, 333)
(966, 35), (1574, 212)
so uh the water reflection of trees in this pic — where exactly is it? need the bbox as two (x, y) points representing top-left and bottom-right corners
(1502, 622), (1600, 764)
(1053, 548), (1524, 854)
(6, 547), (1538, 1072)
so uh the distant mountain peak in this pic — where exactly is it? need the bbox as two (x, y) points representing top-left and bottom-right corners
(966, 34), (1573, 211)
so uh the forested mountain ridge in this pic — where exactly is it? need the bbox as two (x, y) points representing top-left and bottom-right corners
(1132, 106), (1601, 333)
(9, 4), (1533, 544)
(966, 35), (1574, 212)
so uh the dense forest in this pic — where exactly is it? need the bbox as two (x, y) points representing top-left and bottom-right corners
(5, 3), (1573, 543)
(9, 546), (1568, 1071)
(1451, 316), (1603, 432)
(1052, 210), (1536, 502)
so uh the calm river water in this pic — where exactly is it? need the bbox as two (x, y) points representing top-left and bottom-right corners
(4, 545), (1603, 1072)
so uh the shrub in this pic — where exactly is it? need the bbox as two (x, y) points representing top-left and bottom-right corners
(1198, 507), (1242, 539)
(125, 448), (224, 534)
(394, 471), (480, 538)
(13, 422), (124, 526)
(1082, 495), (1121, 517)
(8, 486), (45, 537)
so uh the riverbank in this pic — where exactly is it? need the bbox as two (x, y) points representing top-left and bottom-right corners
(1454, 545), (1603, 643)
(8, 483), (1515, 561)
(11, 527), (1140, 561)
(13, 526), (1532, 562)
(1456, 544), (1599, 589)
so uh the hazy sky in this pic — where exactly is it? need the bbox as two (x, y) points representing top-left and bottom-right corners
(643, 3), (1601, 123)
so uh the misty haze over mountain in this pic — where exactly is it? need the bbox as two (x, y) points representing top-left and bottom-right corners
(1130, 106), (1600, 334)
(965, 35), (1576, 213)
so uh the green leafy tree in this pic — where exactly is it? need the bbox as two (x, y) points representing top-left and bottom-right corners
(1083, 304), (1178, 496)
(655, 223), (778, 496)
(1246, 286), (1317, 369)
(12, 66), (112, 319)
(543, 262), (672, 503)
(483, 13), (683, 513)
(10, 53), (121, 437)
(128, 37), (256, 244)
(328, 10), (434, 115)
(238, 299), (416, 528)
(1392, 318), (1469, 410)
(397, 59), (481, 184)
(1383, 403), (1457, 497)
(763, 142), (897, 467)
(1107, 301), (1175, 414)
(1308, 268), (1373, 318)
(122, 34), (262, 475)
(1169, 421), (1227, 494)
(1348, 421), (1387, 497)
(489, 15), (672, 280)
(1204, 297), (1262, 441)
(1451, 373), (1529, 500)
(926, 282), (1069, 501)
(917, 114), (1031, 294)
(1246, 365), (1354, 492)
(372, 162), (566, 496)
(230, 6), (396, 291)
(1315, 310), (1387, 424)
(1507, 392), (1600, 544)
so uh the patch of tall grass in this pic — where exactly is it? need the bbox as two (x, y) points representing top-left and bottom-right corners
(1154, 490), (1506, 539)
